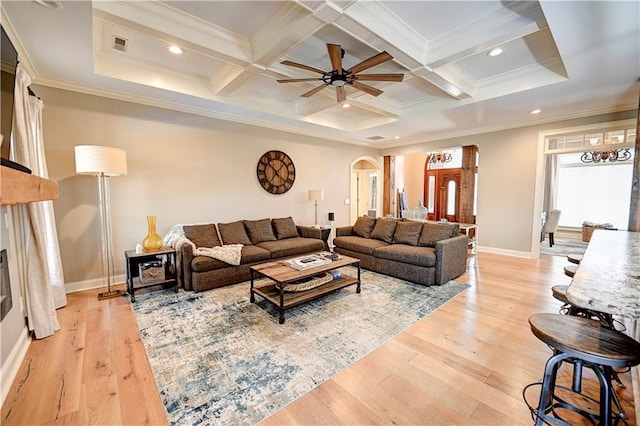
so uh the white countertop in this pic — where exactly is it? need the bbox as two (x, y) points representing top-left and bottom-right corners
(566, 230), (640, 320)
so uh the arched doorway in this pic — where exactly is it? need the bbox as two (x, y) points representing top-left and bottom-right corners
(350, 157), (381, 223)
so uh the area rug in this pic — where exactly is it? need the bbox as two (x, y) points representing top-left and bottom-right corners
(540, 238), (588, 258)
(132, 268), (468, 425)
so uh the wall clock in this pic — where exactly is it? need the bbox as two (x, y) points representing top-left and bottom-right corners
(256, 150), (296, 194)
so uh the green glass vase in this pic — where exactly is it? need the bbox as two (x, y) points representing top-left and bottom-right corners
(141, 215), (163, 252)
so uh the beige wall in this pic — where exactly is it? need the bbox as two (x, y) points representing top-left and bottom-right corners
(400, 153), (428, 210)
(386, 110), (637, 256)
(36, 86), (378, 287)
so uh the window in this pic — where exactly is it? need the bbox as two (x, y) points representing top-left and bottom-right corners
(446, 180), (457, 216)
(543, 121), (635, 230)
(554, 151), (633, 229)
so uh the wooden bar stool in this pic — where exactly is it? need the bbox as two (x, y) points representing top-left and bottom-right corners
(567, 254), (583, 264)
(564, 264), (578, 278)
(524, 313), (640, 426)
(551, 284), (616, 329)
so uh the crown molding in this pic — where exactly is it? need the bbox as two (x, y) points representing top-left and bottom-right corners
(31, 76), (375, 148)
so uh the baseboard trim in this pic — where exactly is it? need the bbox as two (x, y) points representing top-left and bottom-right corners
(477, 246), (535, 259)
(65, 274), (126, 294)
(0, 325), (31, 407)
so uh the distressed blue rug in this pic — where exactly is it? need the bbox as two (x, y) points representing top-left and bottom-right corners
(132, 268), (468, 425)
(540, 238), (588, 257)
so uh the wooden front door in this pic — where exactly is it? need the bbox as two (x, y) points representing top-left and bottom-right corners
(424, 169), (462, 222)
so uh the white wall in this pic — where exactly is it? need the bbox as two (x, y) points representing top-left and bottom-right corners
(36, 86), (378, 287)
(0, 206), (30, 405)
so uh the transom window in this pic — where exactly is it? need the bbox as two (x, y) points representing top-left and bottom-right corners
(542, 120), (635, 230)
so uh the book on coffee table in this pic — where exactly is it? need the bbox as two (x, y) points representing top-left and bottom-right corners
(283, 254), (331, 270)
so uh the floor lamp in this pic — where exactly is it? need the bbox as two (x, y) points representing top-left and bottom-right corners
(308, 189), (324, 227)
(75, 145), (127, 300)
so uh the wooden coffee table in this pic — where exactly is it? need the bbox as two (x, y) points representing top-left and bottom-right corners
(250, 254), (361, 324)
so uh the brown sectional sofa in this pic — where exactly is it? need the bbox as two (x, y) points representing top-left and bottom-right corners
(333, 217), (468, 286)
(179, 217), (325, 292)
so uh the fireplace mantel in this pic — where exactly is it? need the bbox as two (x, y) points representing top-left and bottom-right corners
(1, 165), (59, 205)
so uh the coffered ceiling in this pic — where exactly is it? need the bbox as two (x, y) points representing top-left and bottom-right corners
(2, 1), (639, 148)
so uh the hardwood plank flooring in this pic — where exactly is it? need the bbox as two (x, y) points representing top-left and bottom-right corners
(1, 253), (636, 425)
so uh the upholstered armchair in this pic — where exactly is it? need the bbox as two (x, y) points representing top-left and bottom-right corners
(542, 209), (562, 247)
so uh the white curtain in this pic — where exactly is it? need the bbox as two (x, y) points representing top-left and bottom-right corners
(11, 64), (67, 339)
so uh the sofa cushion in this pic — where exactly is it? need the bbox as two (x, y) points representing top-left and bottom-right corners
(191, 245), (270, 271)
(218, 221), (252, 245)
(392, 221), (422, 246)
(272, 216), (299, 239)
(183, 224), (221, 248)
(418, 222), (459, 247)
(257, 237), (324, 259)
(353, 216), (376, 238)
(374, 244), (436, 267)
(370, 218), (397, 243)
(244, 218), (277, 244)
(333, 235), (389, 255)
(239, 245), (272, 264)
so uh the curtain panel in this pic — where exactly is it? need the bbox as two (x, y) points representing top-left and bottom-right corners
(12, 64), (67, 339)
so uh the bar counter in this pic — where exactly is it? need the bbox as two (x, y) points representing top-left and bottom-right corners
(566, 230), (640, 320)
(566, 229), (640, 421)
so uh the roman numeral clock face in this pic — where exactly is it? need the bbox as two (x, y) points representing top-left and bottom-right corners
(256, 150), (296, 194)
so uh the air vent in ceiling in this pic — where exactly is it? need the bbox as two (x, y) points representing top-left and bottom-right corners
(113, 36), (128, 52)
(366, 136), (385, 141)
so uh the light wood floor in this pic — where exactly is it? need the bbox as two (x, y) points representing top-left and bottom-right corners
(2, 253), (636, 425)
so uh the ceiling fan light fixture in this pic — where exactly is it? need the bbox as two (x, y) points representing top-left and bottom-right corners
(487, 47), (504, 57)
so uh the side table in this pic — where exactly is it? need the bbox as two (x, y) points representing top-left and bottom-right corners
(458, 223), (478, 255)
(318, 226), (331, 251)
(125, 247), (178, 302)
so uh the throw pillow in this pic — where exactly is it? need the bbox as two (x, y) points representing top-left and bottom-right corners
(218, 221), (252, 245)
(272, 216), (299, 239)
(369, 218), (397, 243)
(353, 216), (376, 238)
(418, 222), (455, 247)
(184, 224), (221, 248)
(244, 219), (277, 245)
(392, 221), (422, 246)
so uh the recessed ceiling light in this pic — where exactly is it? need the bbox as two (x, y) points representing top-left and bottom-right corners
(530, 109), (542, 114)
(342, 103), (350, 108)
(393, 136), (400, 140)
(487, 47), (504, 57)
(169, 45), (183, 55)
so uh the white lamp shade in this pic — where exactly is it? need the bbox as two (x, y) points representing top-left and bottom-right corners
(75, 145), (127, 176)
(308, 189), (324, 201)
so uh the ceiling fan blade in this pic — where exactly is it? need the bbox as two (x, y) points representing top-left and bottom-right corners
(336, 86), (346, 102)
(327, 44), (343, 73)
(277, 78), (323, 83)
(354, 73), (404, 82)
(347, 51), (393, 74)
(280, 60), (326, 75)
(301, 83), (328, 97)
(350, 81), (383, 97)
